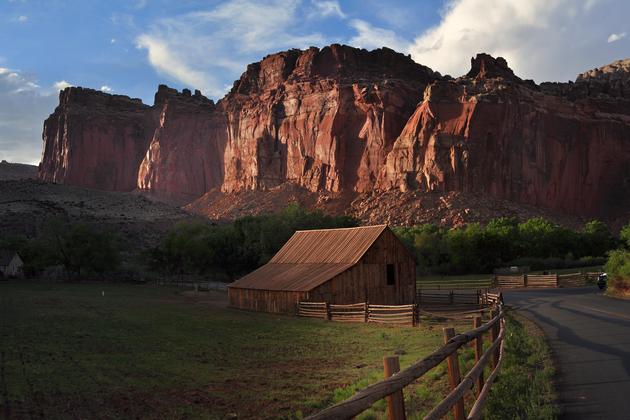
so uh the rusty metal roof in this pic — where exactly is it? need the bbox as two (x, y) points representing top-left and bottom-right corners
(270, 224), (387, 264)
(229, 225), (388, 291)
(227, 263), (354, 291)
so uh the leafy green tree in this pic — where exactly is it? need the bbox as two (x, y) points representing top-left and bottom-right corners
(43, 220), (121, 278)
(580, 220), (615, 257)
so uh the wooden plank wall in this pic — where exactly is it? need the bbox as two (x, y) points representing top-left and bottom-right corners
(228, 288), (307, 313)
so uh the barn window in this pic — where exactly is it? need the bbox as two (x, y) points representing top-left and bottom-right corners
(386, 264), (396, 286)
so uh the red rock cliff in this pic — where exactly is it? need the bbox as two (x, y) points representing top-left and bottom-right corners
(39, 88), (157, 191)
(38, 46), (630, 219)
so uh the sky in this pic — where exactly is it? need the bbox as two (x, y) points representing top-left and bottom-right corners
(1, 0), (629, 164)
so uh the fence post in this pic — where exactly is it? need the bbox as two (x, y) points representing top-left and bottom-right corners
(473, 317), (484, 396)
(449, 291), (454, 305)
(555, 274), (559, 288)
(383, 356), (406, 420)
(490, 309), (500, 368)
(326, 302), (331, 321)
(523, 274), (528, 288)
(443, 327), (465, 420)
(364, 302), (368, 323)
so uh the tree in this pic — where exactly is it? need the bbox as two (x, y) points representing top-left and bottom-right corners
(580, 220), (615, 257)
(43, 219), (120, 279)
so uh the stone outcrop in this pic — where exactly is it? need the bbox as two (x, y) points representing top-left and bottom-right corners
(39, 87), (156, 191)
(38, 46), (630, 221)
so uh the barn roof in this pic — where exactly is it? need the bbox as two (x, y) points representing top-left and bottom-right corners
(229, 225), (388, 291)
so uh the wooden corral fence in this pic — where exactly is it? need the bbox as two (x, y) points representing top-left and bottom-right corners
(368, 304), (416, 325)
(495, 272), (601, 289)
(418, 271), (602, 291)
(298, 302), (417, 326)
(526, 274), (558, 288)
(297, 292), (501, 326)
(495, 274), (526, 288)
(417, 278), (494, 290)
(307, 296), (505, 420)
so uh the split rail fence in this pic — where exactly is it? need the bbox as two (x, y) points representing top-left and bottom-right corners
(418, 271), (602, 291)
(298, 302), (417, 325)
(495, 272), (601, 289)
(307, 297), (506, 420)
(297, 292), (502, 326)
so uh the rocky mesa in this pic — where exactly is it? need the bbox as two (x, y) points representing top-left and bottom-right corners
(39, 45), (630, 221)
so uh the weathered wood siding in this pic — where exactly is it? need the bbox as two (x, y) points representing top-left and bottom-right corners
(309, 229), (416, 305)
(228, 288), (308, 313)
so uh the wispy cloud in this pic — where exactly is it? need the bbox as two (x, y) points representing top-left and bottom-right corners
(607, 32), (626, 43)
(136, 0), (328, 98)
(100, 85), (113, 93)
(53, 80), (72, 91)
(311, 0), (345, 18)
(348, 19), (410, 52)
(16, 15), (28, 23)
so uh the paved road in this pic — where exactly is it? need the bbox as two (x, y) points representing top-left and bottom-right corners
(504, 287), (630, 419)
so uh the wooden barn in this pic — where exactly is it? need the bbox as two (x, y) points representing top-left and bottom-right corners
(228, 225), (416, 313)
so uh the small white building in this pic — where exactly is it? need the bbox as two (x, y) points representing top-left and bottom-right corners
(0, 251), (24, 278)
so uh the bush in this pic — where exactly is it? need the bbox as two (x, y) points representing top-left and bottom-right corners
(394, 217), (615, 275)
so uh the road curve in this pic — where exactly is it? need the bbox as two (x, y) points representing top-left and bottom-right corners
(503, 287), (630, 419)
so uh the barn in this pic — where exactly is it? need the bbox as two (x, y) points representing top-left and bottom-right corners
(0, 251), (24, 278)
(228, 225), (416, 313)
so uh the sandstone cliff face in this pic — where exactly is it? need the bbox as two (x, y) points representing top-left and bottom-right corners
(137, 85), (223, 199)
(378, 54), (630, 217)
(39, 88), (155, 191)
(218, 45), (437, 193)
(38, 46), (630, 220)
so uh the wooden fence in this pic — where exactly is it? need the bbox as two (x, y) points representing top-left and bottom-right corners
(297, 292), (502, 326)
(418, 271), (602, 291)
(298, 302), (417, 326)
(307, 298), (505, 420)
(495, 274), (526, 288)
(495, 272), (601, 289)
(417, 278), (494, 290)
(526, 274), (558, 288)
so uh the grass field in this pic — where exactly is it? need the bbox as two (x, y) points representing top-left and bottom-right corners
(0, 281), (470, 419)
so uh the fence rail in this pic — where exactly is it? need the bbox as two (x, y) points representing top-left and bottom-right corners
(418, 271), (602, 291)
(297, 292), (501, 326)
(307, 297), (505, 420)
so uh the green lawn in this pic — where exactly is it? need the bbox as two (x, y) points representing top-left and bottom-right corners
(0, 281), (464, 419)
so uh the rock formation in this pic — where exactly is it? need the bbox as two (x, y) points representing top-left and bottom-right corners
(38, 45), (630, 221)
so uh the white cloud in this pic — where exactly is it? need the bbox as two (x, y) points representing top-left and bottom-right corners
(136, 0), (327, 98)
(53, 80), (72, 91)
(409, 0), (630, 82)
(110, 38), (117, 44)
(16, 15), (28, 23)
(0, 67), (58, 164)
(348, 19), (410, 53)
(607, 32), (626, 43)
(311, 1), (345, 18)
(100, 85), (113, 93)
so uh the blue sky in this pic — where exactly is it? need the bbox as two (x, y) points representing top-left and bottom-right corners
(1, 0), (629, 163)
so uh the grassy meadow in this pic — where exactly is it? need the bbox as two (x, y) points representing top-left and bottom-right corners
(0, 281), (557, 419)
(0, 281), (466, 419)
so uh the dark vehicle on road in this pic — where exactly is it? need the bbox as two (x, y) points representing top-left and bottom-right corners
(597, 273), (607, 290)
